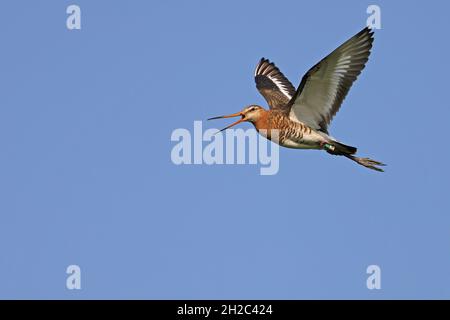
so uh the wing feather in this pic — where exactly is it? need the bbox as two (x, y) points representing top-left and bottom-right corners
(288, 27), (374, 133)
(254, 58), (296, 110)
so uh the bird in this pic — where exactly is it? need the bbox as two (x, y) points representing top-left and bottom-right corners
(208, 27), (385, 172)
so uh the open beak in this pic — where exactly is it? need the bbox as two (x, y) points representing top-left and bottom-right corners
(208, 111), (246, 133)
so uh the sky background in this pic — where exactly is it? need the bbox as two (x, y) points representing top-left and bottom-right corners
(0, 0), (449, 299)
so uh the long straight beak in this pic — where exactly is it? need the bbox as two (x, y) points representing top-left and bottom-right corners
(207, 112), (245, 133)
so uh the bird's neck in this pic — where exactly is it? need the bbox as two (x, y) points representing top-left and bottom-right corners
(252, 110), (270, 131)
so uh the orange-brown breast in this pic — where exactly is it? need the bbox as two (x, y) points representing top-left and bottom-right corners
(252, 110), (292, 142)
(252, 110), (314, 146)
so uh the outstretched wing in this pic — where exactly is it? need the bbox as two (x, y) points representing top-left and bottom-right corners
(289, 27), (374, 133)
(254, 58), (296, 111)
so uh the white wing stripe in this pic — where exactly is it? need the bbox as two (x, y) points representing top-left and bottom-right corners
(270, 76), (293, 99)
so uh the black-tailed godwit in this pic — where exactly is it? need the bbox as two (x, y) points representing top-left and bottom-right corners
(209, 27), (385, 172)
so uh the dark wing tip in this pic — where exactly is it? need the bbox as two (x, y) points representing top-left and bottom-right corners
(255, 58), (286, 79)
(361, 26), (375, 42)
(255, 57), (273, 77)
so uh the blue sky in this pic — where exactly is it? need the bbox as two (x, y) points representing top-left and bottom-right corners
(0, 0), (449, 299)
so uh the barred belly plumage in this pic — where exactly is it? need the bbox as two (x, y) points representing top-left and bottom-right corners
(257, 113), (324, 150)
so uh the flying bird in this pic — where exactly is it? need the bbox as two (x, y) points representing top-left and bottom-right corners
(209, 27), (385, 172)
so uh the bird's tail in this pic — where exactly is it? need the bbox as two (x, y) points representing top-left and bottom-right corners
(324, 141), (385, 172)
(326, 141), (357, 155)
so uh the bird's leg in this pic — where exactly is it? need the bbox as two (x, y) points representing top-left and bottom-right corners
(320, 141), (335, 152)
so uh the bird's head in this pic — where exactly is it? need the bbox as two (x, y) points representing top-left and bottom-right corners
(208, 105), (265, 132)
